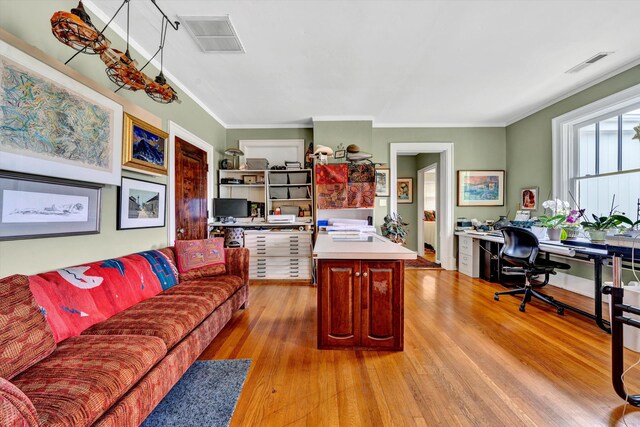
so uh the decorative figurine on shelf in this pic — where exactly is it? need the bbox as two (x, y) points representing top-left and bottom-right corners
(304, 141), (314, 169)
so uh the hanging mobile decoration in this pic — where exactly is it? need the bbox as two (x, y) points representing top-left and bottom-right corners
(50, 0), (180, 104)
(100, 0), (146, 91)
(50, 1), (111, 54)
(144, 17), (180, 104)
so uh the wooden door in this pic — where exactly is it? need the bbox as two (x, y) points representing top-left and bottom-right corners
(317, 259), (361, 348)
(175, 136), (208, 241)
(360, 260), (404, 350)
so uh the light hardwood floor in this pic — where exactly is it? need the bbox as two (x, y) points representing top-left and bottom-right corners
(201, 270), (640, 426)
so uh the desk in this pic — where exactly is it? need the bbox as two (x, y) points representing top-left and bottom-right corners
(456, 231), (611, 332)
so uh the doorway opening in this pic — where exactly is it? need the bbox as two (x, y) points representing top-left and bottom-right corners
(390, 142), (454, 270)
(418, 163), (438, 263)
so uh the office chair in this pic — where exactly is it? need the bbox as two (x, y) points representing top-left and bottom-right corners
(494, 226), (570, 314)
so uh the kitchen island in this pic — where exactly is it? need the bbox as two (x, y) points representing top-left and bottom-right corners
(313, 233), (416, 350)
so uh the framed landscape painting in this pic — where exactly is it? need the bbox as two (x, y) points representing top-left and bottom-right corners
(457, 170), (505, 206)
(0, 171), (101, 240)
(0, 39), (122, 186)
(122, 113), (169, 175)
(117, 177), (166, 230)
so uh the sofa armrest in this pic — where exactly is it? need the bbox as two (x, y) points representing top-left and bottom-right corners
(1, 377), (40, 427)
(225, 248), (250, 287)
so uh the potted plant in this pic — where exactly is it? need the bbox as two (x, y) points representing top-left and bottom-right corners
(581, 214), (633, 243)
(537, 214), (566, 241)
(381, 213), (409, 244)
(562, 209), (584, 240)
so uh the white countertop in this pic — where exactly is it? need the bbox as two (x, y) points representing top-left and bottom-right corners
(313, 233), (417, 260)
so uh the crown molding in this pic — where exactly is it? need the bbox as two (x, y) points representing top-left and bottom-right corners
(226, 123), (313, 129)
(505, 56), (640, 126)
(373, 122), (506, 128)
(312, 115), (374, 122)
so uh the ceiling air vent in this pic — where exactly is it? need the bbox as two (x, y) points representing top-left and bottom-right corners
(565, 52), (613, 73)
(179, 16), (245, 53)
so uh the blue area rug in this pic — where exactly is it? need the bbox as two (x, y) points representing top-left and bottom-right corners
(142, 359), (251, 427)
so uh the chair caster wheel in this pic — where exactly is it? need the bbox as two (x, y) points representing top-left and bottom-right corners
(557, 308), (564, 315)
(519, 305), (526, 312)
(494, 294), (499, 301)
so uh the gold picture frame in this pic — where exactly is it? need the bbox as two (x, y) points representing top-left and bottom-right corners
(122, 113), (169, 175)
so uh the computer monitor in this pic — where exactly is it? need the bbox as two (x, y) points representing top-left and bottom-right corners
(212, 198), (248, 223)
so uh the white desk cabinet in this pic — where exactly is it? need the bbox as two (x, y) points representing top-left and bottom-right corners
(458, 235), (480, 278)
(245, 231), (312, 280)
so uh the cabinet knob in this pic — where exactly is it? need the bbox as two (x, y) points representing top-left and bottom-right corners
(355, 272), (360, 277)
(362, 272), (368, 277)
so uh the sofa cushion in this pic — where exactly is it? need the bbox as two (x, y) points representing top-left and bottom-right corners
(0, 376), (39, 427)
(11, 335), (166, 427)
(175, 238), (225, 274)
(161, 275), (244, 302)
(28, 250), (176, 343)
(178, 263), (227, 282)
(0, 274), (56, 380)
(81, 294), (218, 350)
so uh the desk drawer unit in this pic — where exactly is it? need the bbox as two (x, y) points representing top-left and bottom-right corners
(245, 231), (312, 280)
(458, 235), (480, 278)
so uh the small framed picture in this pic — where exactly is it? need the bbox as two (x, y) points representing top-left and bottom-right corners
(375, 169), (390, 197)
(520, 187), (538, 210)
(122, 113), (169, 176)
(243, 175), (257, 184)
(397, 177), (413, 204)
(118, 177), (166, 229)
(334, 149), (346, 159)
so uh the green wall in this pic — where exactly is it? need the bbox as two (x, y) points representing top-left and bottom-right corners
(396, 156), (418, 250)
(506, 65), (640, 280)
(226, 128), (313, 150)
(0, 1), (225, 277)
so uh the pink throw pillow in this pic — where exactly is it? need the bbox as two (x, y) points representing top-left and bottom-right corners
(175, 238), (226, 274)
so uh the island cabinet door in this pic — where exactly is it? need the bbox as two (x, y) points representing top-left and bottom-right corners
(360, 261), (404, 350)
(318, 260), (361, 347)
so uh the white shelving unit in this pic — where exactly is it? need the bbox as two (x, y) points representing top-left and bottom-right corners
(218, 169), (268, 220)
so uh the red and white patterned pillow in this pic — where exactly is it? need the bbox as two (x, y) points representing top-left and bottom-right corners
(175, 238), (226, 274)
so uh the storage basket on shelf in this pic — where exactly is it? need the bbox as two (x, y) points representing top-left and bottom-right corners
(270, 187), (288, 199)
(279, 205), (299, 216)
(289, 186), (309, 199)
(269, 173), (288, 184)
(246, 158), (269, 170)
(288, 172), (308, 184)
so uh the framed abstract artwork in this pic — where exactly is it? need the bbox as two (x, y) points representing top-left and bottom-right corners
(122, 113), (169, 175)
(397, 177), (413, 204)
(0, 171), (101, 241)
(457, 170), (505, 206)
(375, 169), (390, 197)
(117, 177), (166, 230)
(0, 39), (123, 186)
(520, 186), (538, 210)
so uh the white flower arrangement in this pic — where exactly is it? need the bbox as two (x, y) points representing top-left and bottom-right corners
(541, 199), (570, 216)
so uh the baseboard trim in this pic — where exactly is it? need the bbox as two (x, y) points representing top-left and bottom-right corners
(549, 272), (598, 299)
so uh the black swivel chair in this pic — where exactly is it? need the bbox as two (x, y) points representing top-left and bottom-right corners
(494, 226), (571, 314)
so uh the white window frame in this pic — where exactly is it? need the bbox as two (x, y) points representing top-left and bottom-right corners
(552, 83), (640, 203)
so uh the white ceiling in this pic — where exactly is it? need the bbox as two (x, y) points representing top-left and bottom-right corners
(86, 0), (640, 128)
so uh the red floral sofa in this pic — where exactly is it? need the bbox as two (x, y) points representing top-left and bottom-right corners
(0, 246), (249, 427)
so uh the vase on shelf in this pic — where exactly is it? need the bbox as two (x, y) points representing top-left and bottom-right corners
(587, 229), (607, 243)
(546, 228), (562, 241)
(562, 226), (580, 240)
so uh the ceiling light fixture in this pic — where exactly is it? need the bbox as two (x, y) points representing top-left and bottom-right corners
(51, 0), (181, 104)
(51, 1), (111, 55)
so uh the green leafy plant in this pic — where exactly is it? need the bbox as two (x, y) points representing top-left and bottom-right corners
(538, 214), (566, 229)
(381, 213), (409, 244)
(581, 214), (633, 230)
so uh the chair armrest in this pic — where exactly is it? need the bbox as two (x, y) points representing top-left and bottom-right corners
(0, 377), (40, 427)
(225, 248), (250, 287)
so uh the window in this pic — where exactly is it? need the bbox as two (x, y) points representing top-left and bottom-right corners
(574, 108), (640, 219)
(552, 83), (640, 223)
